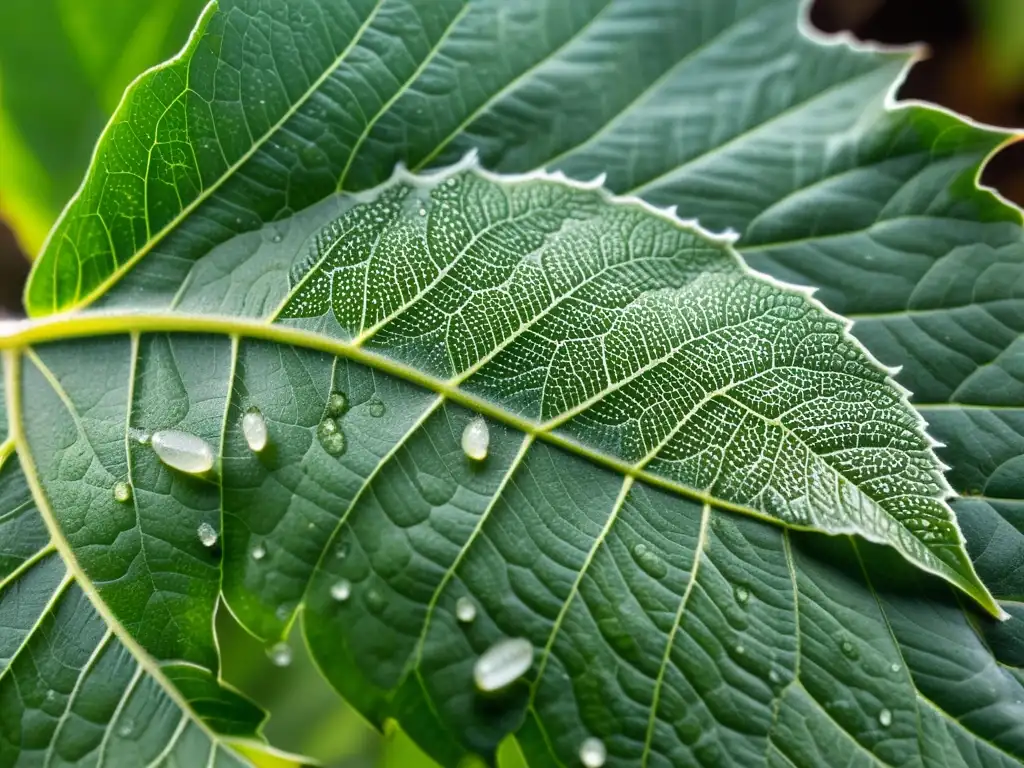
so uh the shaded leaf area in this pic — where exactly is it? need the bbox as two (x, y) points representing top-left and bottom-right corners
(0, 446), (258, 767)
(6, 171), (1020, 767)
(0, 0), (207, 254)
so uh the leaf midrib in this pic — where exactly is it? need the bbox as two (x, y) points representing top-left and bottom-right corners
(0, 310), (794, 528)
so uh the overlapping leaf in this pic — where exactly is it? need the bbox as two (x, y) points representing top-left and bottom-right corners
(5, 0), (1024, 766)
(0, 437), (268, 767)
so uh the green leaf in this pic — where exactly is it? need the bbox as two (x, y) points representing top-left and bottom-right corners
(0, 442), (257, 766)
(11, 0), (1024, 765)
(4, 164), (1017, 767)
(0, 0), (207, 255)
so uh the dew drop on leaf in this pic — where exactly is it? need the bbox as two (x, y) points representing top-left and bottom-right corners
(632, 543), (668, 579)
(317, 419), (346, 455)
(327, 392), (348, 417)
(456, 596), (477, 623)
(839, 637), (859, 660)
(366, 588), (386, 615)
(734, 585), (750, 605)
(368, 399), (386, 418)
(197, 522), (218, 548)
(879, 708), (892, 727)
(151, 429), (215, 474)
(735, 644), (745, 655)
(268, 642), (292, 667)
(117, 718), (134, 738)
(251, 543), (267, 561)
(330, 579), (352, 601)
(242, 408), (268, 452)
(473, 637), (534, 692)
(890, 662), (901, 673)
(113, 481), (132, 503)
(461, 416), (489, 461)
(579, 737), (607, 768)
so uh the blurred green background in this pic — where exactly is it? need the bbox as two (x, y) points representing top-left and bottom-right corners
(1, 0), (1023, 765)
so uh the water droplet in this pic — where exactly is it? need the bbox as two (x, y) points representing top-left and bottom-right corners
(890, 662), (901, 673)
(878, 708), (892, 727)
(768, 668), (781, 684)
(45, 690), (56, 701)
(735, 644), (745, 655)
(327, 392), (348, 417)
(197, 522), (218, 548)
(300, 145), (320, 165)
(317, 418), (346, 455)
(242, 408), (268, 452)
(632, 543), (668, 580)
(128, 427), (150, 445)
(461, 416), (489, 461)
(734, 585), (750, 605)
(368, 399), (386, 418)
(151, 429), (215, 474)
(330, 579), (351, 601)
(365, 588), (386, 615)
(251, 543), (266, 561)
(579, 737), (607, 768)
(268, 642), (292, 667)
(113, 481), (132, 503)
(335, 540), (350, 560)
(456, 596), (477, 623)
(839, 638), (859, 660)
(473, 637), (534, 692)
(117, 718), (134, 737)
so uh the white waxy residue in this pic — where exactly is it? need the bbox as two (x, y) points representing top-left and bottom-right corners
(473, 637), (533, 692)
(197, 522), (218, 548)
(461, 416), (489, 461)
(151, 429), (214, 474)
(242, 408), (268, 452)
(579, 737), (607, 768)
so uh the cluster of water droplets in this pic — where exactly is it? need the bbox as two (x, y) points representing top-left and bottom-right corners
(197, 522), (218, 548)
(318, 391), (349, 456)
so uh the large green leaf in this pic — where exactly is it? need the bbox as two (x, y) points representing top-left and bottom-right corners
(8, 0), (1024, 765)
(4, 163), (1021, 768)
(0, 0), (207, 255)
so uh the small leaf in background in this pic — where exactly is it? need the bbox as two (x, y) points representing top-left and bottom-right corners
(0, 0), (206, 255)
